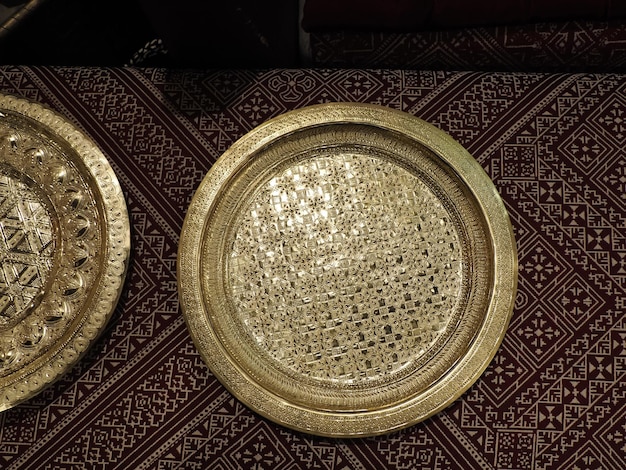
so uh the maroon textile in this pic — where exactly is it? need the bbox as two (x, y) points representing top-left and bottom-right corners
(0, 67), (625, 469)
(303, 0), (626, 31)
(308, 21), (626, 72)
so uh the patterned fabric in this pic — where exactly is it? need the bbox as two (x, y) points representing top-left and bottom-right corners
(308, 21), (626, 72)
(0, 66), (624, 469)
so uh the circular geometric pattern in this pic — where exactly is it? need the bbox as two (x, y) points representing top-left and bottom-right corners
(229, 152), (463, 386)
(0, 94), (130, 410)
(178, 103), (517, 437)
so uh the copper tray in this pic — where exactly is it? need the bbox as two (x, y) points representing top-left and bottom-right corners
(178, 103), (517, 437)
(0, 94), (130, 410)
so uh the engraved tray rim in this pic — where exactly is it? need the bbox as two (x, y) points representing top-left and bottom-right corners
(178, 103), (518, 437)
(0, 93), (130, 411)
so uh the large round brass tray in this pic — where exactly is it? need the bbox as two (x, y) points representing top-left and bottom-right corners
(0, 93), (130, 410)
(178, 103), (517, 437)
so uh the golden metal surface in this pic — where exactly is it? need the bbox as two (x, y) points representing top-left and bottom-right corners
(178, 103), (517, 437)
(0, 93), (130, 410)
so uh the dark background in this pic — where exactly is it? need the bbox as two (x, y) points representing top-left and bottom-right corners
(0, 0), (300, 67)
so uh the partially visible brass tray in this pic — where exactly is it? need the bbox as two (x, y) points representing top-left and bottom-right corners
(178, 103), (517, 437)
(0, 93), (130, 410)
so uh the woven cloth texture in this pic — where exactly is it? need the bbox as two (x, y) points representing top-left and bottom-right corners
(307, 20), (626, 71)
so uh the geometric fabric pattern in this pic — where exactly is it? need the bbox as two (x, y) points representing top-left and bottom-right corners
(0, 66), (624, 469)
(308, 20), (626, 72)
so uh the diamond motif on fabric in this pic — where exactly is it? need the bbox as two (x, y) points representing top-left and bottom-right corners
(233, 86), (285, 127)
(597, 407), (626, 464)
(557, 124), (611, 171)
(328, 70), (386, 102)
(226, 423), (290, 470)
(202, 70), (256, 106)
(480, 342), (531, 402)
(547, 274), (606, 329)
(518, 236), (567, 294)
(545, 26), (595, 57)
(590, 95), (626, 144)
(515, 305), (570, 361)
(598, 154), (626, 207)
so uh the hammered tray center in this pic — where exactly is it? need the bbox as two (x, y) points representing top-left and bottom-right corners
(228, 152), (463, 385)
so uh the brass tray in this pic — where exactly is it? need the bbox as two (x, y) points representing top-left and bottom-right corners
(178, 103), (517, 437)
(0, 94), (130, 410)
